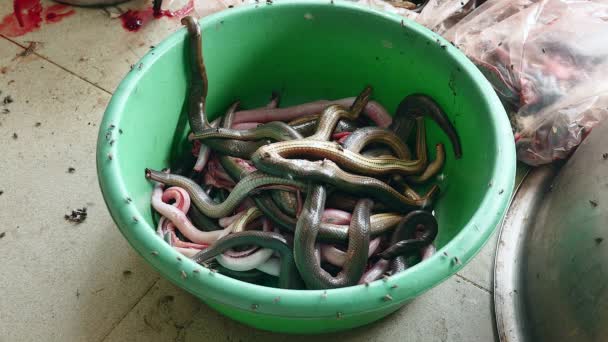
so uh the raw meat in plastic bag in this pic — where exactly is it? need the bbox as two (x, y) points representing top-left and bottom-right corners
(515, 68), (608, 165)
(445, 0), (608, 165)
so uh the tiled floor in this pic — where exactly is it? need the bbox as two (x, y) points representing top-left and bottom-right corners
(0, 2), (507, 341)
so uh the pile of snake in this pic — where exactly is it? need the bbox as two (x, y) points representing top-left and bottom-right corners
(144, 16), (462, 289)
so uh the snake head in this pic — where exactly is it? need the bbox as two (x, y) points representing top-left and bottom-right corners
(181, 16), (200, 35)
(349, 85), (373, 117)
(394, 94), (462, 159)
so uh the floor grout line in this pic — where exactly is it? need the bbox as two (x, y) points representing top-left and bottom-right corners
(98, 277), (161, 342)
(1, 35), (114, 96)
(456, 273), (492, 294)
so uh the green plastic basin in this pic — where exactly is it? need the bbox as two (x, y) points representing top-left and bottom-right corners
(96, 0), (515, 334)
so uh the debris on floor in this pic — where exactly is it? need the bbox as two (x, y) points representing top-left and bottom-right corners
(64, 207), (88, 224)
(13, 41), (40, 60)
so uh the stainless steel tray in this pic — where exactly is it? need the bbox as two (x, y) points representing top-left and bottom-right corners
(494, 121), (608, 342)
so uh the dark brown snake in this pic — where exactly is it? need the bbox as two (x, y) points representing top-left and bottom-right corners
(293, 185), (371, 289)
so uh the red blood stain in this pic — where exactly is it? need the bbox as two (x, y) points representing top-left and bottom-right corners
(120, 8), (154, 32)
(120, 0), (194, 32)
(13, 0), (40, 27)
(0, 0), (74, 37)
(0, 0), (42, 37)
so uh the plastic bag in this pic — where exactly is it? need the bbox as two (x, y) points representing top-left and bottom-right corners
(417, 0), (482, 33)
(356, 0), (484, 28)
(514, 68), (608, 164)
(356, 0), (418, 19)
(444, 0), (608, 165)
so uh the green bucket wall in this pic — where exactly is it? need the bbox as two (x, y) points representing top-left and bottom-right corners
(97, 0), (515, 334)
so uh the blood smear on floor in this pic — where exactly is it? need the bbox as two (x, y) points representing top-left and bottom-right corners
(0, 0), (75, 37)
(120, 0), (194, 32)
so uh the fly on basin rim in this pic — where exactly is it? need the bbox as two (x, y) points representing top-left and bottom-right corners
(96, 0), (516, 333)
